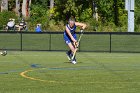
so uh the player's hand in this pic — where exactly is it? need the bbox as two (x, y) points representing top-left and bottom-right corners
(74, 42), (79, 48)
(76, 42), (79, 48)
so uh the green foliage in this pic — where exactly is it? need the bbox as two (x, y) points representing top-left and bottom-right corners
(8, 0), (15, 11)
(135, 0), (140, 31)
(32, 0), (49, 8)
(1, 0), (140, 32)
(54, 0), (82, 21)
(85, 18), (97, 31)
(29, 4), (49, 31)
(47, 19), (65, 31)
(80, 8), (92, 21)
(95, 0), (113, 22)
(117, 0), (127, 26)
(63, 0), (83, 20)
(0, 11), (17, 29)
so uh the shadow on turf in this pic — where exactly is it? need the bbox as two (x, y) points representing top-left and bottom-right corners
(64, 61), (83, 64)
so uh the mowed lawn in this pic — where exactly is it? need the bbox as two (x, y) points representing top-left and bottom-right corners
(0, 51), (140, 93)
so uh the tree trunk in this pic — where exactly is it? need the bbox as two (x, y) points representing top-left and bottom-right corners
(1, 0), (8, 12)
(114, 0), (118, 26)
(22, 0), (31, 17)
(92, 0), (98, 21)
(50, 0), (54, 9)
(16, 0), (20, 16)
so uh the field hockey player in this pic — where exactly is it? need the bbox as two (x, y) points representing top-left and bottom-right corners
(63, 17), (86, 64)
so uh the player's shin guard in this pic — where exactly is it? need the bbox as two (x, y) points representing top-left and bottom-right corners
(71, 54), (77, 64)
(66, 50), (72, 61)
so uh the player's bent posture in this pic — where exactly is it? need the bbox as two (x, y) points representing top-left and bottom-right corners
(64, 17), (87, 64)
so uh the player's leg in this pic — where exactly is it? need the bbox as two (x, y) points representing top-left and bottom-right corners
(66, 41), (75, 61)
(64, 34), (74, 61)
(67, 43), (77, 64)
(66, 50), (72, 61)
(64, 37), (73, 61)
(64, 34), (77, 64)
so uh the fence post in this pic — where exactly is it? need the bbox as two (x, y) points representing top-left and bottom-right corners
(49, 32), (51, 51)
(109, 33), (112, 53)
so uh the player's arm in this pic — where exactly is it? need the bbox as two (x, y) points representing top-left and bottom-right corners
(65, 26), (77, 42)
(75, 22), (87, 30)
(74, 22), (86, 47)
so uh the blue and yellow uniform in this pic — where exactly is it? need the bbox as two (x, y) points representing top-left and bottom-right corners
(64, 24), (77, 44)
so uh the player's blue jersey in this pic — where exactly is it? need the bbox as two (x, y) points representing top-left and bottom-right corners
(64, 24), (77, 44)
(64, 24), (76, 35)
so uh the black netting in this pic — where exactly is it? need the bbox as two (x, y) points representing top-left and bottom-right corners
(22, 33), (50, 50)
(0, 32), (140, 53)
(0, 33), (21, 50)
(111, 34), (140, 52)
(80, 34), (110, 52)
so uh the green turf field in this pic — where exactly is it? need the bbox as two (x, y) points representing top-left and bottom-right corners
(0, 51), (140, 93)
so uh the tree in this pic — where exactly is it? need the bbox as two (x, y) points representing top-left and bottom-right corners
(135, 0), (140, 24)
(32, 0), (49, 8)
(1, 0), (8, 12)
(50, 0), (54, 9)
(55, 0), (89, 21)
(0, 0), (131, 31)
(22, 0), (31, 17)
(15, 0), (20, 16)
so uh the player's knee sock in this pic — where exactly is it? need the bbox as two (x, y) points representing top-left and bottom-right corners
(68, 50), (71, 55)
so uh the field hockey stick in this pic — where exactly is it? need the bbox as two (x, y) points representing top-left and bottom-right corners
(71, 30), (84, 60)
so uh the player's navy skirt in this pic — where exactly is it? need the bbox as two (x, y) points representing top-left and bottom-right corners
(63, 33), (77, 44)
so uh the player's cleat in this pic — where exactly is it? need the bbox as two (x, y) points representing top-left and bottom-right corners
(66, 51), (72, 61)
(71, 57), (77, 64)
(71, 61), (77, 64)
(71, 60), (77, 64)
